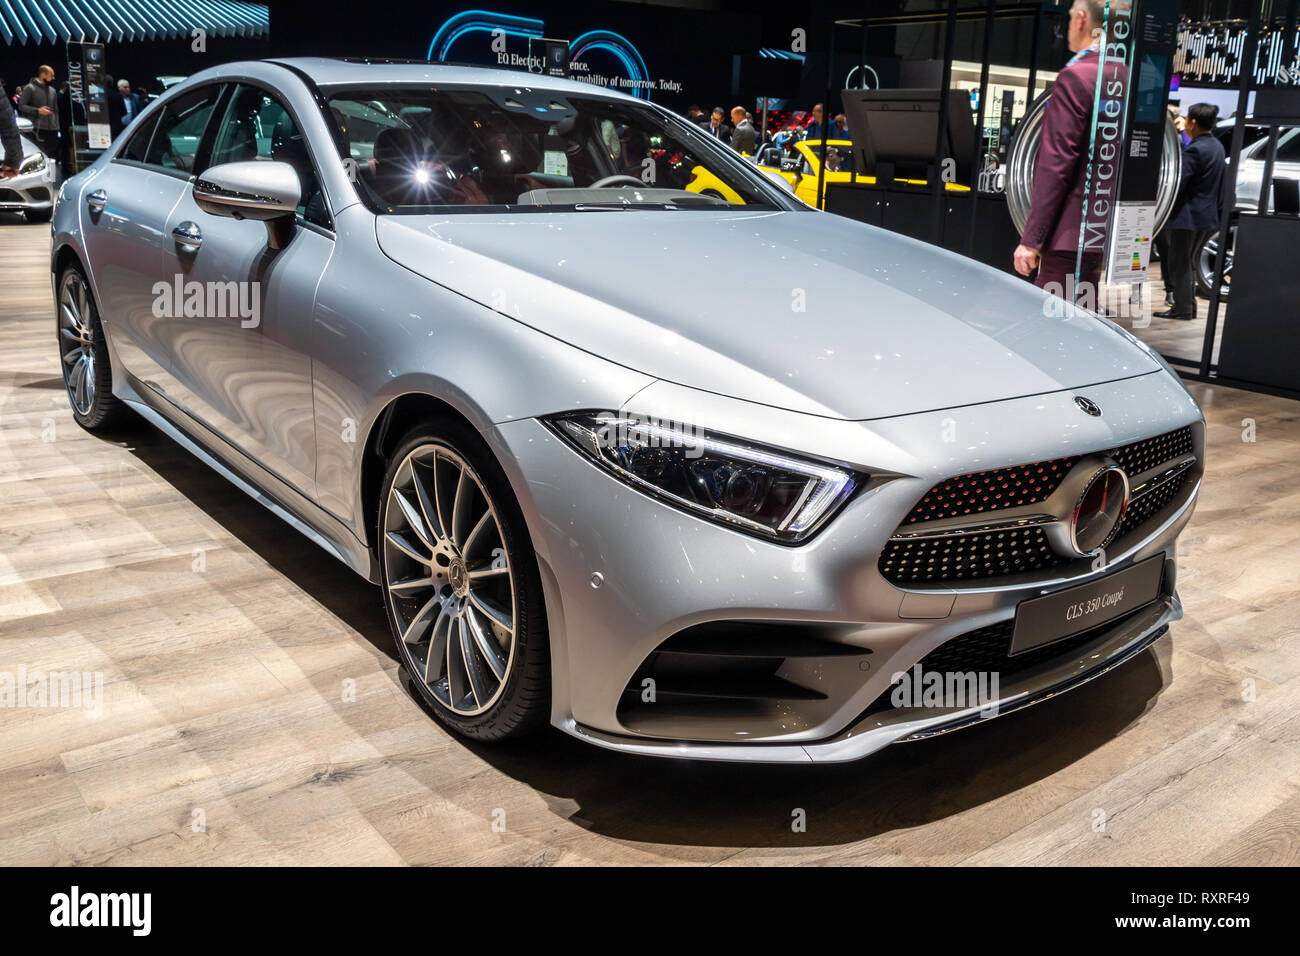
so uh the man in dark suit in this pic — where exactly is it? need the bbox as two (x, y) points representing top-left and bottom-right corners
(17, 65), (60, 166)
(1154, 103), (1226, 320)
(804, 103), (829, 142)
(107, 78), (141, 140)
(701, 107), (730, 142)
(1014, 0), (1120, 297)
(729, 106), (756, 155)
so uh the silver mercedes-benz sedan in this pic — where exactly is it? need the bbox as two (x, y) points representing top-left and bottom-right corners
(51, 58), (1203, 763)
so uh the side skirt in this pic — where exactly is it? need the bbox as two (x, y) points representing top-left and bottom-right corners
(120, 373), (379, 583)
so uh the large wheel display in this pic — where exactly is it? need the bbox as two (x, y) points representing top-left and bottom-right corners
(1006, 92), (1183, 237)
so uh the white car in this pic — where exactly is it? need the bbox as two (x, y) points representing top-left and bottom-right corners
(1194, 126), (1297, 298)
(2, 119), (56, 222)
(1234, 126), (1298, 213)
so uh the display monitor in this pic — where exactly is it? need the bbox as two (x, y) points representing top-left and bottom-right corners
(840, 88), (976, 186)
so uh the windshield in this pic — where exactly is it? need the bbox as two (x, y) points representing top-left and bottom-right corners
(326, 87), (786, 213)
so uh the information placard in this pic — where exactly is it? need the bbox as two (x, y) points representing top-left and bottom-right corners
(1107, 201), (1156, 286)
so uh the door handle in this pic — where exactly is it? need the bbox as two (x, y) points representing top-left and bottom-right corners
(172, 221), (202, 250)
(86, 189), (107, 212)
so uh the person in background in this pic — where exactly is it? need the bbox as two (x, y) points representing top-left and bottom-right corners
(804, 103), (828, 141)
(106, 73), (123, 138)
(684, 105), (705, 126)
(1, 80), (23, 179)
(1168, 103), (1190, 146)
(1154, 102), (1226, 320)
(108, 78), (141, 140)
(771, 122), (795, 152)
(730, 106), (756, 154)
(1152, 100), (1184, 305)
(18, 65), (60, 167)
(1013, 0), (1119, 297)
(702, 107), (729, 142)
(833, 113), (850, 137)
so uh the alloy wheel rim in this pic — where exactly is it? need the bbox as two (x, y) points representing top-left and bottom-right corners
(58, 272), (97, 415)
(382, 443), (516, 716)
(1198, 238), (1231, 296)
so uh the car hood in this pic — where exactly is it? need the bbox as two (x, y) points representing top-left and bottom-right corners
(375, 209), (1158, 420)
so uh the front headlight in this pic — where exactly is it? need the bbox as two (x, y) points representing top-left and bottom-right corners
(19, 153), (45, 176)
(545, 411), (860, 543)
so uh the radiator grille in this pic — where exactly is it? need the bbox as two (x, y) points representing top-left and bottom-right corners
(900, 457), (1077, 525)
(880, 526), (1070, 584)
(882, 426), (1195, 586)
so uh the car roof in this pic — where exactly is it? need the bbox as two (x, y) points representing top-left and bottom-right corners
(264, 57), (637, 103)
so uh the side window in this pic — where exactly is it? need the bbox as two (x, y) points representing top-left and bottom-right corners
(118, 111), (160, 163)
(206, 84), (330, 229)
(144, 85), (223, 172)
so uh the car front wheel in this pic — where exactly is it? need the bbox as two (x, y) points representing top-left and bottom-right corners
(378, 421), (550, 741)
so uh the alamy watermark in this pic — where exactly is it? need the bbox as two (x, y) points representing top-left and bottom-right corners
(0, 666), (103, 717)
(589, 408), (707, 459)
(1040, 276), (1155, 325)
(889, 663), (1001, 717)
(152, 274), (261, 329)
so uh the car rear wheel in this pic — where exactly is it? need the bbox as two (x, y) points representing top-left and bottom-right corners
(57, 265), (126, 431)
(378, 421), (549, 740)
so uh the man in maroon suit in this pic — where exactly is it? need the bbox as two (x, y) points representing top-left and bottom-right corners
(1014, 0), (1124, 299)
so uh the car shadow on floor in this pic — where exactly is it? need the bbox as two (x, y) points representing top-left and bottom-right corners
(112, 414), (1171, 852)
(456, 648), (1168, 851)
(112, 417), (393, 652)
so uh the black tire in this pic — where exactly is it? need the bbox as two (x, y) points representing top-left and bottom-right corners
(25, 207), (53, 223)
(57, 264), (127, 432)
(377, 418), (550, 741)
(1193, 230), (1231, 301)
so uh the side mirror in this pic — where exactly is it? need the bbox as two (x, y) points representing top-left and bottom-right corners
(194, 160), (300, 248)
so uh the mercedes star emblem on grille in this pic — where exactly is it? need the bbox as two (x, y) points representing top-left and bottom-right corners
(1069, 464), (1131, 556)
(1074, 396), (1102, 417)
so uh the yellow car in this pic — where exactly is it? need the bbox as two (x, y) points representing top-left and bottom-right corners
(684, 165), (745, 204)
(759, 139), (859, 207)
(686, 139), (970, 208)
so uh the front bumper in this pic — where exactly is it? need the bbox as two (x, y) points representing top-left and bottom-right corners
(490, 370), (1202, 763)
(0, 163), (55, 213)
(569, 600), (1176, 763)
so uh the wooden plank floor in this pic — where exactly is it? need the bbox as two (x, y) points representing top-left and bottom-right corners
(1105, 261), (1225, 365)
(1, 213), (1297, 866)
